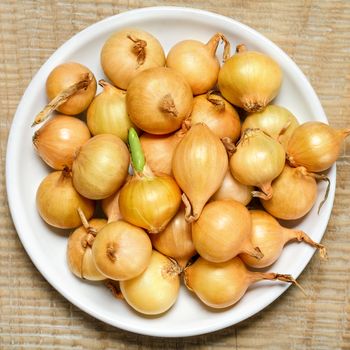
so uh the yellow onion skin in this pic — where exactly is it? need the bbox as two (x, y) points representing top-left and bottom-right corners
(184, 256), (296, 309)
(46, 62), (97, 115)
(126, 67), (193, 135)
(261, 164), (318, 220)
(101, 28), (166, 90)
(230, 129), (285, 200)
(172, 123), (228, 222)
(166, 37), (220, 95)
(92, 221), (152, 281)
(242, 105), (299, 149)
(72, 134), (130, 200)
(150, 206), (196, 268)
(119, 171), (182, 234)
(120, 250), (180, 315)
(192, 200), (261, 263)
(36, 170), (94, 229)
(190, 93), (241, 141)
(287, 121), (350, 172)
(240, 210), (327, 268)
(33, 114), (90, 170)
(140, 128), (186, 175)
(218, 46), (282, 112)
(211, 168), (253, 206)
(87, 81), (136, 142)
(67, 218), (107, 280)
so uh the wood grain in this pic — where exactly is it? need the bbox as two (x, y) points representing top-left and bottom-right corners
(0, 1), (349, 349)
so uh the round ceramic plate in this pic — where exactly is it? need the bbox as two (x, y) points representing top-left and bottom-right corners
(6, 6), (335, 337)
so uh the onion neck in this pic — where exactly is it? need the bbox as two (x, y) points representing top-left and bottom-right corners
(206, 33), (231, 62)
(206, 90), (225, 112)
(252, 182), (273, 200)
(127, 34), (147, 66)
(99, 79), (125, 96)
(159, 94), (178, 118)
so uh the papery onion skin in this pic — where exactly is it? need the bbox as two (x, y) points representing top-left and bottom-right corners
(72, 134), (130, 200)
(120, 250), (181, 315)
(240, 210), (327, 268)
(36, 170), (94, 229)
(150, 206), (196, 268)
(119, 172), (182, 234)
(287, 121), (350, 172)
(242, 105), (299, 149)
(67, 218), (107, 280)
(92, 220), (152, 281)
(126, 67), (193, 135)
(101, 28), (166, 90)
(166, 33), (230, 95)
(211, 169), (253, 205)
(46, 62), (97, 115)
(172, 123), (228, 222)
(192, 200), (260, 263)
(140, 128), (186, 175)
(230, 128), (285, 200)
(218, 45), (282, 112)
(261, 164), (318, 220)
(184, 256), (298, 309)
(190, 93), (241, 141)
(33, 114), (90, 170)
(87, 80), (136, 142)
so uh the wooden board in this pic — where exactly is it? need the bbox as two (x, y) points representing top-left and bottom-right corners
(0, 1), (349, 349)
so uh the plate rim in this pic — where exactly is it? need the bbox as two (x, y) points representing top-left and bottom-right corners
(5, 6), (336, 338)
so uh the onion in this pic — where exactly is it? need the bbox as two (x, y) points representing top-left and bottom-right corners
(72, 134), (129, 200)
(32, 114), (90, 170)
(261, 164), (330, 220)
(36, 168), (94, 229)
(230, 128), (285, 200)
(218, 44), (282, 112)
(87, 80), (136, 142)
(166, 33), (230, 95)
(126, 67), (193, 134)
(242, 105), (299, 149)
(33, 62), (97, 125)
(190, 91), (241, 141)
(184, 256), (302, 309)
(101, 28), (166, 90)
(287, 121), (350, 172)
(192, 200), (262, 263)
(92, 220), (152, 281)
(119, 128), (182, 233)
(211, 168), (253, 205)
(67, 209), (107, 280)
(172, 123), (228, 222)
(240, 210), (327, 268)
(120, 250), (181, 315)
(150, 206), (196, 268)
(139, 123), (189, 175)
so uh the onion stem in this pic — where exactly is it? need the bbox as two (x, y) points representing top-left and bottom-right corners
(128, 127), (145, 173)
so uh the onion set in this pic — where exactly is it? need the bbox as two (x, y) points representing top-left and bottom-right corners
(126, 67), (193, 134)
(218, 44), (282, 112)
(100, 28), (166, 89)
(240, 210), (327, 268)
(33, 114), (90, 170)
(230, 128), (285, 200)
(287, 121), (350, 172)
(119, 128), (182, 233)
(184, 256), (302, 309)
(120, 250), (181, 315)
(172, 123), (228, 222)
(33, 62), (97, 125)
(166, 33), (230, 95)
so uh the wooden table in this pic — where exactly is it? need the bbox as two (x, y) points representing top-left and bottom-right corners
(1, 1), (349, 349)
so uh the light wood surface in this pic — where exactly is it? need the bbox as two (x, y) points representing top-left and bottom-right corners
(1, 1), (349, 349)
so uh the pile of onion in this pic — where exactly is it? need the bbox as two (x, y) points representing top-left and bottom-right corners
(30, 30), (349, 319)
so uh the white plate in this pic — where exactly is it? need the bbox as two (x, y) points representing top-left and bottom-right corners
(6, 6), (335, 337)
